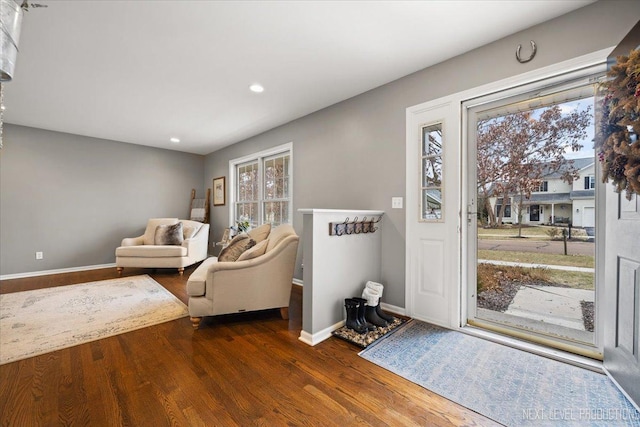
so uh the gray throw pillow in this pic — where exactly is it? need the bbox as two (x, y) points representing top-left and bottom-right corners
(218, 234), (256, 262)
(236, 239), (268, 262)
(182, 224), (198, 239)
(154, 223), (184, 245)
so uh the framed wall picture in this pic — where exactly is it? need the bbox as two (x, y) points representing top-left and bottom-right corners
(213, 176), (226, 206)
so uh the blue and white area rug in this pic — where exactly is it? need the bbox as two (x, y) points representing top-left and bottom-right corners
(359, 320), (640, 426)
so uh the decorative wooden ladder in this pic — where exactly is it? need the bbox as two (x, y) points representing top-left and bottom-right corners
(189, 188), (210, 223)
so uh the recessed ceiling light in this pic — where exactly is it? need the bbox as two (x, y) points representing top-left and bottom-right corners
(170, 137), (180, 143)
(249, 84), (264, 93)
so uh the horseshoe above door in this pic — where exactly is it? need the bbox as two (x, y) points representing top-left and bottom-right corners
(516, 40), (537, 63)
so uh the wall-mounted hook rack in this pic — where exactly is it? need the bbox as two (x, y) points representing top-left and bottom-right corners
(329, 215), (383, 236)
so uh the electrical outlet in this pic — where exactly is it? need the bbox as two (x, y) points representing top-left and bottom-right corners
(392, 197), (403, 209)
(35, 251), (43, 260)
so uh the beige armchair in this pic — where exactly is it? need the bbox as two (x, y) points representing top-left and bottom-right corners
(116, 218), (210, 276)
(186, 224), (299, 329)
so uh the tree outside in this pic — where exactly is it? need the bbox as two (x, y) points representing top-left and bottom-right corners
(477, 101), (592, 237)
(474, 94), (597, 341)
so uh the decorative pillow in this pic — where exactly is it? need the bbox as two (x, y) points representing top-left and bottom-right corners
(265, 224), (293, 252)
(236, 239), (268, 262)
(143, 218), (178, 245)
(182, 224), (197, 239)
(218, 234), (256, 262)
(155, 223), (184, 245)
(247, 223), (271, 243)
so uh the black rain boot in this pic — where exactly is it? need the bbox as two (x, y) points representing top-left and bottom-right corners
(344, 298), (367, 334)
(365, 304), (389, 327)
(353, 297), (376, 331)
(375, 302), (395, 323)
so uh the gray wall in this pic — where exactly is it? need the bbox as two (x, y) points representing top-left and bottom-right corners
(0, 125), (204, 276)
(204, 0), (640, 308)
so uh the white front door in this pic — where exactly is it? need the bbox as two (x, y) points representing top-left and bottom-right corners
(405, 100), (460, 328)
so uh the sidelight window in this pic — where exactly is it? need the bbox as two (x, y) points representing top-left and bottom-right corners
(421, 123), (443, 221)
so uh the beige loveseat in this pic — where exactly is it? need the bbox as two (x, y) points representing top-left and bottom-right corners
(116, 218), (209, 276)
(186, 224), (299, 329)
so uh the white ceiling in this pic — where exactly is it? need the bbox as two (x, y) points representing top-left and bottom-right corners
(4, 0), (594, 155)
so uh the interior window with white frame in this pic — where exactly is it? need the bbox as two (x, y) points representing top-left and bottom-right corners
(230, 143), (293, 228)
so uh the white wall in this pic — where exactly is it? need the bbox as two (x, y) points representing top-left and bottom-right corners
(299, 209), (384, 345)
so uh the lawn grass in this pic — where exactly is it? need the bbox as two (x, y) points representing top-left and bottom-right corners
(478, 249), (594, 268)
(477, 225), (589, 241)
(546, 270), (594, 290)
(478, 226), (551, 237)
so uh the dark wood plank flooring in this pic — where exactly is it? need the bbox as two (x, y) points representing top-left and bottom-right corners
(0, 266), (497, 426)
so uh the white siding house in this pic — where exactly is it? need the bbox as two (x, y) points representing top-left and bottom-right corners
(488, 158), (595, 227)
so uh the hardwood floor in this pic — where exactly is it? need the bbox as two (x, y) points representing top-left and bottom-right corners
(0, 266), (497, 426)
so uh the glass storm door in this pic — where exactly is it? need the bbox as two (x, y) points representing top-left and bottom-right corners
(465, 74), (603, 358)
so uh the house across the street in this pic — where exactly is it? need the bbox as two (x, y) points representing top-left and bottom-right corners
(489, 157), (595, 227)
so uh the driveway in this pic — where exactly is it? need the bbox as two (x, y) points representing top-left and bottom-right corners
(583, 227), (595, 242)
(478, 238), (595, 256)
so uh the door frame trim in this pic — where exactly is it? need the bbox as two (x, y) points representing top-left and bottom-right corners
(405, 47), (612, 334)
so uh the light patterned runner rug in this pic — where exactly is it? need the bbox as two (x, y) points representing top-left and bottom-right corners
(360, 320), (640, 426)
(0, 275), (188, 365)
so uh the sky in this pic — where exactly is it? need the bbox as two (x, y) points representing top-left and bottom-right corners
(560, 97), (595, 160)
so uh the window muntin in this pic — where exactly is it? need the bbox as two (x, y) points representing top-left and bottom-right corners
(421, 123), (443, 220)
(536, 181), (548, 192)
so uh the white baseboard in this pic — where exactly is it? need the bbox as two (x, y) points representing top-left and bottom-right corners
(381, 302), (406, 316)
(292, 278), (303, 287)
(297, 304), (405, 346)
(298, 319), (345, 346)
(0, 263), (117, 281)
(298, 331), (315, 346)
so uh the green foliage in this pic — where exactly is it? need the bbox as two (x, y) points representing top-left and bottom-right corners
(236, 218), (250, 233)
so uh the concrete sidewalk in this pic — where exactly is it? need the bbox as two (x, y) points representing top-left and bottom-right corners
(505, 285), (594, 331)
